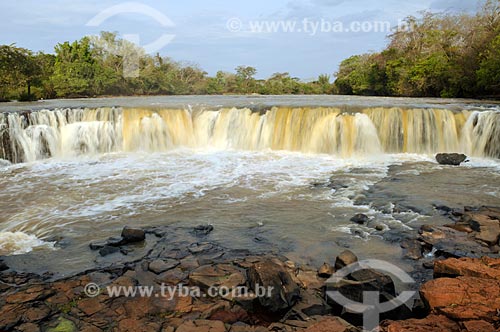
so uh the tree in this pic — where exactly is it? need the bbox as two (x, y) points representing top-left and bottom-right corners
(477, 34), (500, 95)
(0, 45), (41, 101)
(235, 66), (257, 93)
(207, 71), (228, 94)
(51, 37), (96, 97)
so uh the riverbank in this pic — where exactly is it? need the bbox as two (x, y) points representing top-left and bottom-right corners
(1, 205), (499, 331)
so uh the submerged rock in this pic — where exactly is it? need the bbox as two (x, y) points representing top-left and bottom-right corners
(89, 241), (107, 251)
(435, 153), (468, 166)
(350, 214), (369, 225)
(99, 245), (121, 257)
(0, 260), (8, 272)
(193, 225), (214, 236)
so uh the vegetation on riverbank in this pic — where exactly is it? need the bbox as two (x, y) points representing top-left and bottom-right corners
(1, 0), (499, 101)
(335, 0), (500, 98)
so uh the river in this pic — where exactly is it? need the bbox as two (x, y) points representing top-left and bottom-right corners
(0, 95), (499, 277)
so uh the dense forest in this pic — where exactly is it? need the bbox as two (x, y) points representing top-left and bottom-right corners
(335, 0), (500, 98)
(1, 0), (499, 101)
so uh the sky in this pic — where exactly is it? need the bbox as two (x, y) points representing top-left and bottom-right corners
(0, 0), (485, 80)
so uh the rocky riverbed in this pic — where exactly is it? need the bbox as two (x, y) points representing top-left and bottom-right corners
(1, 205), (499, 332)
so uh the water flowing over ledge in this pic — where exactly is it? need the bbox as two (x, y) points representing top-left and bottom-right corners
(0, 106), (499, 163)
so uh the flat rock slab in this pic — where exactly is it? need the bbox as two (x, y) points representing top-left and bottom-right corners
(189, 264), (246, 291)
(434, 257), (500, 280)
(148, 259), (180, 275)
(380, 314), (460, 332)
(419, 226), (491, 258)
(176, 319), (226, 332)
(420, 276), (500, 323)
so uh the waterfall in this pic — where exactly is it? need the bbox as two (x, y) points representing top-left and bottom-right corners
(0, 106), (498, 163)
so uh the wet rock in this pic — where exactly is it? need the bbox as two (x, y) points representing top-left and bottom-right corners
(435, 153), (468, 166)
(106, 236), (125, 247)
(189, 264), (246, 292)
(193, 225), (214, 236)
(89, 241), (108, 251)
(189, 242), (214, 254)
(422, 260), (435, 269)
(180, 256), (200, 270)
(469, 214), (500, 246)
(420, 276), (500, 322)
(335, 250), (358, 270)
(375, 225), (385, 232)
(121, 227), (146, 243)
(248, 259), (300, 312)
(331, 268), (396, 303)
(327, 267), (402, 326)
(148, 259), (180, 275)
(380, 314), (460, 332)
(295, 268), (326, 290)
(434, 257), (500, 280)
(418, 225), (490, 258)
(99, 245), (121, 257)
(293, 289), (331, 317)
(434, 205), (453, 214)
(317, 263), (335, 278)
(401, 239), (423, 260)
(0, 259), (8, 272)
(350, 214), (369, 225)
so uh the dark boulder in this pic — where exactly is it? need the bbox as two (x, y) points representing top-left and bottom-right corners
(121, 227), (146, 243)
(89, 241), (108, 251)
(248, 259), (300, 312)
(435, 153), (468, 166)
(106, 237), (125, 247)
(0, 260), (8, 272)
(326, 265), (405, 328)
(350, 214), (369, 225)
(99, 245), (121, 257)
(192, 225), (214, 236)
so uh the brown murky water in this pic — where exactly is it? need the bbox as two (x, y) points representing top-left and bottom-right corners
(0, 96), (498, 277)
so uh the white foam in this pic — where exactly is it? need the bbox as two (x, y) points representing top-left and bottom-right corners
(0, 232), (54, 255)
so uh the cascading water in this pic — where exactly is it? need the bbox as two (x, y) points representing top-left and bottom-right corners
(0, 106), (499, 164)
